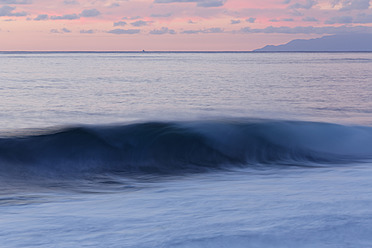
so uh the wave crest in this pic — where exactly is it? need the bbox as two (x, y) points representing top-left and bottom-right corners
(1, 119), (372, 176)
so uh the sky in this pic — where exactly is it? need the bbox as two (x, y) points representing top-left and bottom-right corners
(0, 0), (372, 50)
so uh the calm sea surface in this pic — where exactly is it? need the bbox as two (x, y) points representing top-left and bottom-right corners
(1, 52), (372, 247)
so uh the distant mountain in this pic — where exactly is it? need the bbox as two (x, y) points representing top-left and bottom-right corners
(254, 33), (372, 52)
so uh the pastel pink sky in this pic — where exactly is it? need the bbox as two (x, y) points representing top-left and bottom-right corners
(0, 0), (372, 50)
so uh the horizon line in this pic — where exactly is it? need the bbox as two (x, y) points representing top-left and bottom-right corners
(1, 51), (372, 54)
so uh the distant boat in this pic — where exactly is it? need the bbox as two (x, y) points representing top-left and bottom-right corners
(142, 50), (146, 52)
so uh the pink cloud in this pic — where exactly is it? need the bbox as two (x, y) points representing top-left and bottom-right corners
(0, 0), (371, 50)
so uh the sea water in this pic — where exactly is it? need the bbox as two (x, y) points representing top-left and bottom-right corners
(1, 52), (372, 247)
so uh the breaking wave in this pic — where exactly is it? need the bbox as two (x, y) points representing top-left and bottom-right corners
(1, 119), (372, 177)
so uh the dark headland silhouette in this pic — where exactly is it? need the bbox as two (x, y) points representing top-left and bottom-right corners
(254, 33), (372, 52)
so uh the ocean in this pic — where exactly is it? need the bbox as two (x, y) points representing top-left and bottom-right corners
(1, 52), (372, 247)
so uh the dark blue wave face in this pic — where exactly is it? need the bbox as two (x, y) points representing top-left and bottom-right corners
(1, 119), (372, 178)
